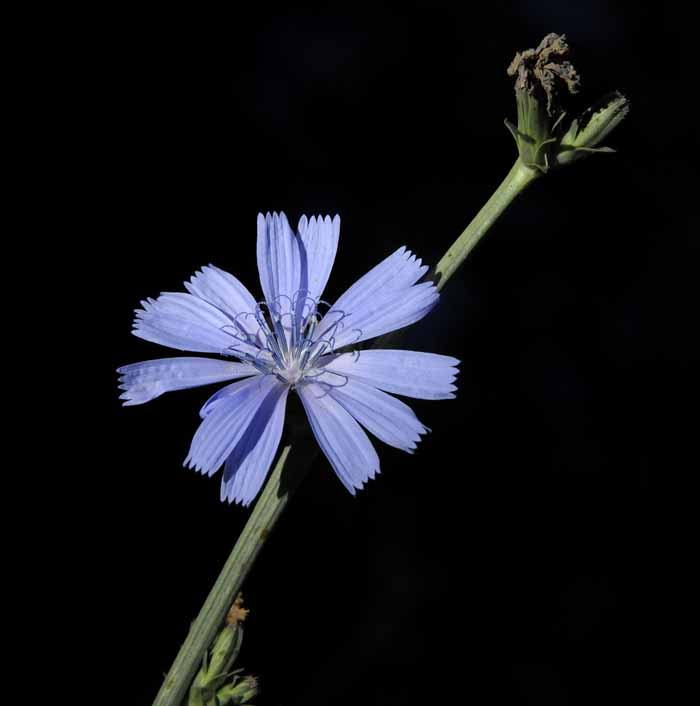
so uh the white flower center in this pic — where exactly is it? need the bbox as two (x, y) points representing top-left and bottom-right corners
(278, 359), (304, 386)
(220, 290), (350, 390)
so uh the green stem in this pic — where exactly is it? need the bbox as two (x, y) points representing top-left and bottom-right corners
(153, 444), (303, 706)
(152, 157), (538, 706)
(433, 159), (538, 290)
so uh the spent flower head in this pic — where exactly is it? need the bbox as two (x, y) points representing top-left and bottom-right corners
(118, 213), (459, 505)
(505, 32), (629, 173)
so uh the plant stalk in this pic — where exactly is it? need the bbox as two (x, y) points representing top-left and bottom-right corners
(153, 444), (301, 706)
(434, 158), (538, 290)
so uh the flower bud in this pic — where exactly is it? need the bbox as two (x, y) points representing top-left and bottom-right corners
(216, 675), (259, 705)
(557, 91), (630, 165)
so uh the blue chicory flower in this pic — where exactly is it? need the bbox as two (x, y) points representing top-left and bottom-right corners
(118, 212), (459, 505)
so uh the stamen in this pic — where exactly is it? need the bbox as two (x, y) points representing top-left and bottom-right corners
(265, 299), (291, 359)
(292, 289), (314, 344)
(216, 290), (361, 389)
(306, 369), (350, 397)
(254, 302), (286, 365)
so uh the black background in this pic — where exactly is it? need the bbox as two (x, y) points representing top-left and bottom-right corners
(68, 2), (694, 704)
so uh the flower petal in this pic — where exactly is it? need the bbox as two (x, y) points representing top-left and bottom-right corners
(297, 383), (379, 494)
(184, 265), (261, 339)
(117, 357), (259, 406)
(314, 247), (439, 348)
(322, 377), (428, 453)
(185, 375), (282, 476)
(296, 214), (340, 303)
(133, 292), (259, 358)
(220, 384), (290, 506)
(320, 349), (459, 399)
(256, 211), (302, 308)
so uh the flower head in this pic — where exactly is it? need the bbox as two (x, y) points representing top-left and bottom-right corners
(505, 33), (629, 173)
(118, 212), (459, 505)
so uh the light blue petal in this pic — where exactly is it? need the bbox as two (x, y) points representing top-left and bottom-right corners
(297, 383), (379, 494)
(197, 368), (275, 419)
(320, 349), (459, 399)
(185, 375), (282, 476)
(133, 292), (260, 358)
(256, 211), (302, 307)
(296, 214), (340, 304)
(220, 384), (290, 506)
(313, 247), (439, 348)
(117, 357), (259, 406)
(184, 265), (261, 339)
(324, 377), (428, 453)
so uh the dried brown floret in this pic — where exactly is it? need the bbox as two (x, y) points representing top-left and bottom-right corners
(226, 593), (249, 625)
(508, 33), (580, 115)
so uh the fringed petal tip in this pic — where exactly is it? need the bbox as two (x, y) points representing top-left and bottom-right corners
(183, 455), (254, 504)
(297, 213), (340, 231)
(183, 454), (213, 477)
(219, 482), (256, 507)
